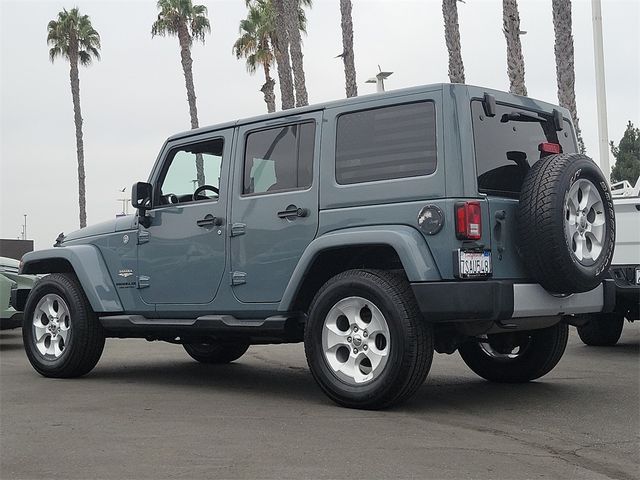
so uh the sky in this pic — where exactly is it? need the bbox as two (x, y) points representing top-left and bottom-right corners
(0, 0), (638, 250)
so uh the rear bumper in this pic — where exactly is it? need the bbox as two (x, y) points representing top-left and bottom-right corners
(410, 279), (616, 322)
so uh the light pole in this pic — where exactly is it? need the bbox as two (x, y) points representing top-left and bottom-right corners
(23, 214), (27, 240)
(591, 0), (610, 179)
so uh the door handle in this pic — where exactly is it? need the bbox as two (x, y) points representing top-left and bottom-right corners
(277, 205), (308, 219)
(197, 214), (223, 227)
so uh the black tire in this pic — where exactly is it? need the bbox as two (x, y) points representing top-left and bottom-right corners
(183, 342), (249, 364)
(22, 273), (105, 378)
(458, 323), (569, 383)
(518, 153), (615, 293)
(304, 269), (433, 410)
(576, 313), (624, 346)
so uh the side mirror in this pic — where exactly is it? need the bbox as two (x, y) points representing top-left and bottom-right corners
(131, 182), (152, 227)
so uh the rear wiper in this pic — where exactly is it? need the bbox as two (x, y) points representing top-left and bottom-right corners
(500, 111), (547, 123)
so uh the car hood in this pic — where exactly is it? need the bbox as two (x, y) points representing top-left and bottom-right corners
(62, 215), (136, 243)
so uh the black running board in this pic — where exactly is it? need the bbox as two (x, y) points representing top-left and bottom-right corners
(98, 314), (304, 343)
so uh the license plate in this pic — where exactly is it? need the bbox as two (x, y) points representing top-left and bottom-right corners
(457, 250), (492, 278)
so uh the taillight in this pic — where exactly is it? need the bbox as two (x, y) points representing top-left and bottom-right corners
(538, 142), (561, 154)
(455, 201), (482, 240)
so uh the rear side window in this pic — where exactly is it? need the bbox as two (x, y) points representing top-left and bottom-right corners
(335, 101), (437, 184)
(472, 100), (577, 196)
(243, 122), (315, 195)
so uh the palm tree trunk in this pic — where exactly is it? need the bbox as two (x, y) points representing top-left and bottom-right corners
(272, 0), (295, 110)
(552, 0), (585, 153)
(285, 0), (308, 107)
(503, 0), (527, 96)
(177, 24), (204, 185)
(340, 0), (358, 97)
(69, 53), (87, 229)
(442, 0), (465, 84)
(261, 62), (276, 113)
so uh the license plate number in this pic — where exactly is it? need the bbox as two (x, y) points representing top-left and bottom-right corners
(458, 250), (492, 278)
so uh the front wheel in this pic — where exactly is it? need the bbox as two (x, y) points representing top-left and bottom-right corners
(458, 323), (568, 383)
(304, 269), (433, 410)
(22, 273), (105, 378)
(576, 313), (624, 346)
(183, 342), (249, 364)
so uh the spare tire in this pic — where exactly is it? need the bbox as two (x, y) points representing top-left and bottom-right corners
(517, 153), (615, 293)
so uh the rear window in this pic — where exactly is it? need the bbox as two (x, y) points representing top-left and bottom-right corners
(472, 100), (577, 196)
(335, 101), (437, 184)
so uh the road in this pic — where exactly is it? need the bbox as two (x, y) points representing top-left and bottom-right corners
(1, 323), (638, 479)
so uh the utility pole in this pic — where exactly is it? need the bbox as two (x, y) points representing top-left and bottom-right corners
(591, 0), (610, 179)
(23, 214), (27, 240)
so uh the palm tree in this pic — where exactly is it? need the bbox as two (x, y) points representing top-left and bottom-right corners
(502, 0), (527, 96)
(152, 0), (210, 184)
(270, 0), (295, 109)
(442, 0), (465, 84)
(47, 8), (101, 229)
(552, 0), (585, 152)
(233, 1), (277, 113)
(339, 0), (357, 97)
(284, 0), (308, 106)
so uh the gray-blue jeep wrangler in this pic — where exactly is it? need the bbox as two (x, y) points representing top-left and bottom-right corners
(15, 84), (616, 409)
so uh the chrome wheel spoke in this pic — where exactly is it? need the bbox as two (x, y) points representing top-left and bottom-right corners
(573, 233), (584, 260)
(35, 334), (50, 355)
(324, 324), (348, 350)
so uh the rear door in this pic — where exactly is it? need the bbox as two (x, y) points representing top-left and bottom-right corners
(470, 100), (577, 279)
(230, 112), (322, 303)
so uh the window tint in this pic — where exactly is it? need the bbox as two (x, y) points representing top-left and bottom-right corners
(335, 101), (437, 184)
(158, 138), (223, 204)
(472, 100), (577, 196)
(243, 122), (315, 195)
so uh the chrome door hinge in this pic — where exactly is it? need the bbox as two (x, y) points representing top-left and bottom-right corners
(230, 223), (246, 237)
(137, 275), (150, 289)
(231, 271), (246, 286)
(138, 230), (150, 244)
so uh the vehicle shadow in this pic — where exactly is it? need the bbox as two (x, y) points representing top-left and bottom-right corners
(0, 330), (23, 351)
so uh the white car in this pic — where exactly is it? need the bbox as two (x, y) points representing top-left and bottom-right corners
(577, 178), (640, 346)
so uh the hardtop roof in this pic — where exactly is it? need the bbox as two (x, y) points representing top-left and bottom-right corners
(167, 83), (570, 141)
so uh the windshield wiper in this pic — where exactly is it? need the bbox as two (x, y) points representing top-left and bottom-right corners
(500, 111), (547, 123)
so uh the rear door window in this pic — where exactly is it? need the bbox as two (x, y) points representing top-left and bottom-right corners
(472, 100), (577, 196)
(335, 101), (437, 184)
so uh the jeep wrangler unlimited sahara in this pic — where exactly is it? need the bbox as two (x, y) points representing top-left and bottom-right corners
(14, 84), (616, 409)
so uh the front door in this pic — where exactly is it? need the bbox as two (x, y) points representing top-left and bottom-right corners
(137, 130), (232, 305)
(230, 113), (322, 303)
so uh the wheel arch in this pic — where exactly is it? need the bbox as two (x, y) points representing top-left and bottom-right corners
(278, 225), (441, 313)
(20, 246), (123, 313)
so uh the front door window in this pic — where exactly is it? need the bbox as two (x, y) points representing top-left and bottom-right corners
(157, 139), (224, 205)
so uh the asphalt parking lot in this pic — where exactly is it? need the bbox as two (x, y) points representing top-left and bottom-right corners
(1, 324), (638, 480)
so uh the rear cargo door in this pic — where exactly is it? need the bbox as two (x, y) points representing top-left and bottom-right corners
(470, 100), (578, 279)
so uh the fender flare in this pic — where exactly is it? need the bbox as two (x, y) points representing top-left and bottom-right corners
(20, 245), (123, 313)
(278, 225), (441, 311)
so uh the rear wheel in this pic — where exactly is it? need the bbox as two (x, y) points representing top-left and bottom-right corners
(304, 269), (433, 410)
(576, 313), (624, 346)
(458, 323), (568, 383)
(22, 273), (105, 378)
(183, 342), (249, 364)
